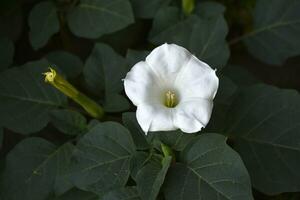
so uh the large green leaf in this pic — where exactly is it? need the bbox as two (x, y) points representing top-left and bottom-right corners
(0, 59), (67, 134)
(225, 84), (300, 194)
(50, 109), (87, 136)
(149, 7), (229, 69)
(1, 138), (75, 200)
(130, 152), (149, 181)
(164, 133), (253, 200)
(51, 188), (98, 200)
(244, 0), (300, 65)
(69, 122), (135, 195)
(122, 112), (149, 150)
(0, 37), (14, 71)
(149, 130), (196, 152)
(126, 49), (149, 70)
(103, 93), (130, 113)
(46, 51), (84, 78)
(54, 144), (76, 196)
(103, 187), (141, 200)
(149, 7), (197, 48)
(129, 0), (171, 19)
(205, 76), (237, 132)
(222, 65), (259, 87)
(189, 15), (229, 70)
(28, 1), (59, 50)
(194, 1), (226, 19)
(84, 43), (129, 112)
(136, 156), (172, 200)
(67, 0), (134, 39)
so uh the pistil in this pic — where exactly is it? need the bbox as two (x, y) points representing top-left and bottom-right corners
(165, 90), (177, 108)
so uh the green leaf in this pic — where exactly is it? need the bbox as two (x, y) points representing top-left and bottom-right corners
(164, 133), (253, 200)
(46, 51), (84, 78)
(126, 49), (149, 70)
(149, 130), (196, 151)
(51, 188), (98, 200)
(0, 37), (14, 71)
(50, 109), (87, 136)
(206, 76), (237, 132)
(69, 122), (135, 195)
(189, 15), (229, 69)
(87, 119), (101, 130)
(84, 43), (129, 112)
(0, 59), (67, 134)
(149, 7), (197, 48)
(103, 187), (141, 200)
(222, 65), (259, 87)
(1, 139), (75, 200)
(103, 93), (130, 113)
(130, 152), (149, 181)
(149, 7), (229, 69)
(225, 84), (300, 194)
(244, 0), (300, 65)
(84, 43), (126, 94)
(67, 0), (134, 39)
(122, 112), (149, 150)
(129, 0), (171, 19)
(194, 1), (226, 19)
(214, 76), (237, 106)
(28, 1), (59, 50)
(54, 143), (77, 196)
(136, 156), (172, 200)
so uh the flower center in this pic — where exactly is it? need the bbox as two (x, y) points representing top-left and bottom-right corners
(43, 67), (57, 82)
(165, 90), (177, 108)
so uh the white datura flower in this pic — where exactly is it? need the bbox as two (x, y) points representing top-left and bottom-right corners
(124, 43), (219, 134)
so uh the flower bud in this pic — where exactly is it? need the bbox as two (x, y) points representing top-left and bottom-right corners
(43, 67), (104, 119)
(182, 0), (195, 15)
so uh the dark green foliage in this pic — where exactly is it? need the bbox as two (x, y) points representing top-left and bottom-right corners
(103, 187), (141, 200)
(68, 122), (135, 195)
(225, 84), (300, 194)
(46, 51), (84, 79)
(83, 43), (130, 112)
(0, 0), (300, 199)
(28, 1), (60, 50)
(244, 0), (300, 65)
(136, 156), (171, 200)
(50, 109), (87, 135)
(1, 139), (75, 200)
(164, 134), (253, 200)
(149, 5), (229, 69)
(67, 0), (134, 38)
(0, 59), (67, 134)
(122, 112), (150, 150)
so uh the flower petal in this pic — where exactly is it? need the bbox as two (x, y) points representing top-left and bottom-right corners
(145, 43), (192, 85)
(124, 61), (162, 106)
(173, 99), (213, 133)
(136, 103), (176, 133)
(174, 55), (219, 101)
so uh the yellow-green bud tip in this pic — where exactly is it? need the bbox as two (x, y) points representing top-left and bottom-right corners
(43, 67), (56, 82)
(182, 0), (195, 15)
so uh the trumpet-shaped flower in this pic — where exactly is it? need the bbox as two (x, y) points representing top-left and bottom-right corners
(124, 44), (219, 134)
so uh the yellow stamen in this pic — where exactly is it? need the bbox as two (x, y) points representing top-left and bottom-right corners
(43, 67), (56, 82)
(165, 90), (176, 108)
